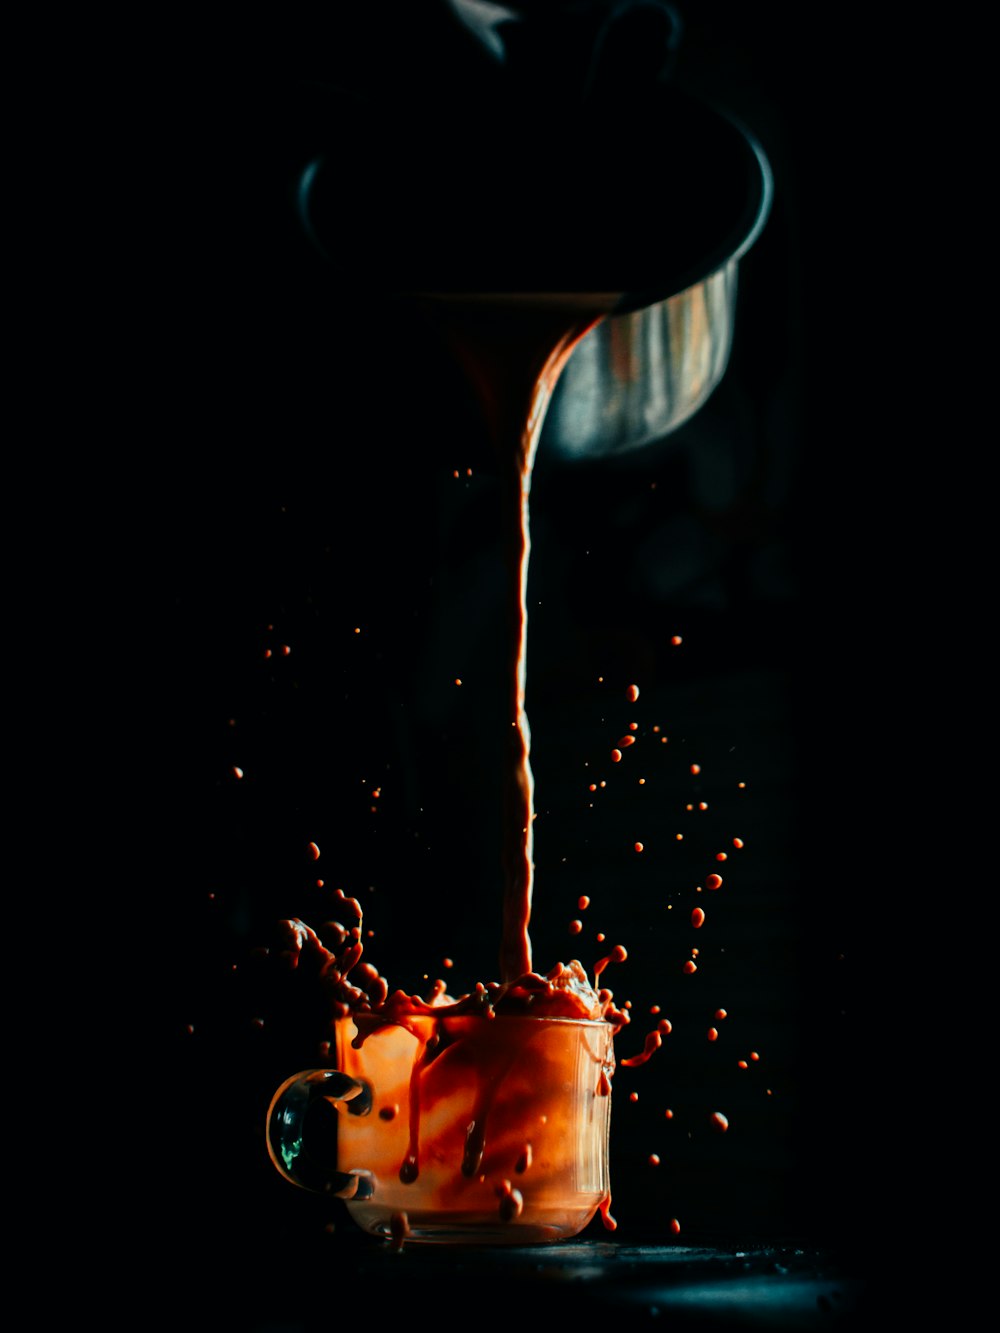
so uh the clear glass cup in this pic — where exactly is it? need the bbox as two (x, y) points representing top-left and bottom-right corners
(267, 1012), (615, 1243)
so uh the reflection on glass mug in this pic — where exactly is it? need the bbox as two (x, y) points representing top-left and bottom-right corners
(267, 1013), (615, 1244)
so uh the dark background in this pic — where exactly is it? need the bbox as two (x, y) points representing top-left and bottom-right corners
(111, 2), (908, 1322)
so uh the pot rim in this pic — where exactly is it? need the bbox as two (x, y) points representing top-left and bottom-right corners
(297, 86), (772, 306)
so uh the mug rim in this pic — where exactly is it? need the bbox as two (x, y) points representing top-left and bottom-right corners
(343, 1010), (616, 1029)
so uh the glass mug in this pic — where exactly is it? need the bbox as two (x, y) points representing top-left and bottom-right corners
(267, 1012), (615, 1243)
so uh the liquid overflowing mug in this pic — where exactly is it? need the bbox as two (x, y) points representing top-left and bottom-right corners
(267, 1012), (615, 1243)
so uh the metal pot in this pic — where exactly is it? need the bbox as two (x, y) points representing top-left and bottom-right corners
(297, 75), (772, 460)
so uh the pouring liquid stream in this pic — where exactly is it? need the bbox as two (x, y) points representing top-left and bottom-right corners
(423, 295), (619, 980)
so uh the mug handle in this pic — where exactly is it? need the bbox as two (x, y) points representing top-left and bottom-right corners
(266, 1068), (375, 1199)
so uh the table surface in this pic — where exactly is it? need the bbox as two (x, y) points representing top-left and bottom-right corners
(123, 1221), (881, 1330)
